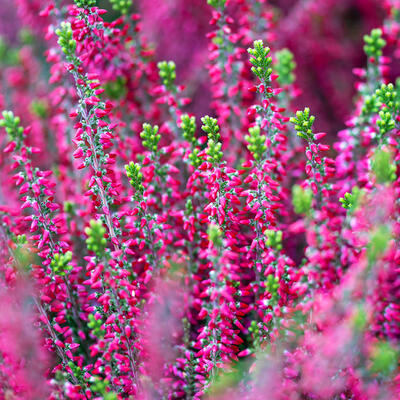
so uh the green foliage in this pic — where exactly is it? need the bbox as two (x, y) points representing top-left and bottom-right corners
(185, 198), (194, 216)
(140, 123), (161, 153)
(88, 314), (105, 338)
(275, 48), (296, 85)
(55, 22), (76, 58)
(0, 36), (7, 61)
(158, 61), (176, 91)
(64, 201), (75, 214)
(371, 149), (396, 183)
(292, 185), (312, 214)
(85, 220), (107, 256)
(0, 110), (24, 147)
(104, 77), (127, 100)
(248, 40), (273, 84)
(208, 223), (223, 247)
(208, 362), (247, 397)
(19, 28), (34, 46)
(264, 230), (282, 250)
(181, 114), (197, 146)
(369, 342), (399, 377)
(290, 107), (315, 141)
(363, 28), (386, 60)
(367, 225), (391, 263)
(68, 361), (84, 384)
(0, 36), (19, 66)
(109, 0), (132, 14)
(30, 99), (49, 119)
(91, 377), (118, 399)
(245, 125), (266, 161)
(12, 234), (37, 272)
(339, 186), (363, 212)
(352, 304), (367, 333)
(125, 161), (144, 199)
(74, 0), (96, 7)
(50, 251), (73, 276)
(207, 0), (226, 10)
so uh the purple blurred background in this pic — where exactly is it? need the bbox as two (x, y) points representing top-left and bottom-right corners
(2, 0), (388, 135)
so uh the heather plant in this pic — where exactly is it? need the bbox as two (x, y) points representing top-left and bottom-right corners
(0, 0), (399, 399)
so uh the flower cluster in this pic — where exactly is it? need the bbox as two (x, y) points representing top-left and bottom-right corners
(0, 1), (399, 399)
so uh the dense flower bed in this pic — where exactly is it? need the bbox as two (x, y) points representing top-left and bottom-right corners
(0, 0), (399, 399)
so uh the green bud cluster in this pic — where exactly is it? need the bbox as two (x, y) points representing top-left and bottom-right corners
(158, 61), (176, 91)
(180, 115), (201, 166)
(201, 116), (220, 141)
(264, 230), (283, 250)
(125, 161), (144, 198)
(377, 109), (395, 136)
(0, 110), (23, 145)
(88, 314), (105, 338)
(208, 223), (223, 247)
(206, 138), (223, 164)
(249, 320), (259, 335)
(361, 95), (380, 116)
(248, 40), (273, 84)
(188, 147), (202, 167)
(290, 107), (315, 141)
(85, 220), (107, 256)
(375, 83), (397, 110)
(245, 125), (266, 161)
(50, 251), (73, 276)
(371, 149), (396, 183)
(202, 116), (223, 164)
(181, 114), (197, 145)
(109, 0), (132, 14)
(74, 0), (96, 7)
(15, 234), (27, 244)
(55, 22), (76, 59)
(363, 28), (386, 60)
(266, 274), (279, 300)
(140, 123), (161, 153)
(374, 83), (398, 137)
(292, 185), (312, 215)
(275, 48), (296, 86)
(339, 186), (363, 212)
